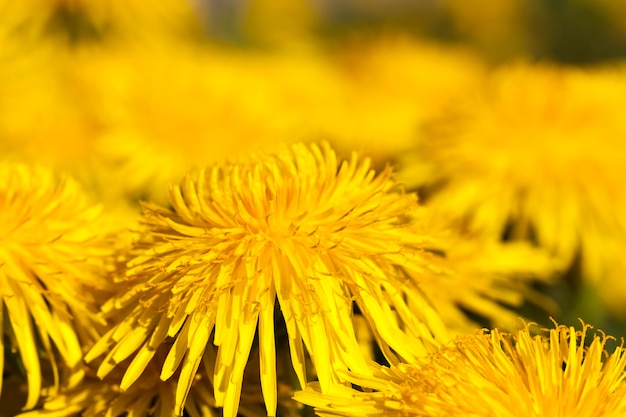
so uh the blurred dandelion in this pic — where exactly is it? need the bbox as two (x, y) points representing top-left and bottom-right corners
(0, 34), (96, 173)
(70, 42), (338, 204)
(0, 364), (29, 417)
(0, 163), (113, 410)
(328, 35), (485, 165)
(18, 345), (215, 417)
(296, 321), (626, 417)
(405, 63), (626, 313)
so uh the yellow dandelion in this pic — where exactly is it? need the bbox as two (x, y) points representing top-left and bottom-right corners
(69, 42), (340, 203)
(87, 142), (449, 417)
(344, 213), (559, 360)
(0, 33), (148, 229)
(327, 35), (485, 166)
(0, 163), (113, 410)
(405, 63), (626, 307)
(0, 34), (95, 167)
(0, 363), (29, 417)
(0, 33), (126, 212)
(296, 321), (626, 417)
(442, 0), (530, 59)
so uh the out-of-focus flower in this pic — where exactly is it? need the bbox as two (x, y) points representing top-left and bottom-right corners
(0, 36), (167, 226)
(86, 142), (450, 417)
(0, 35), (97, 171)
(327, 35), (486, 165)
(19, 346), (217, 417)
(0, 34), (136, 223)
(69, 42), (341, 204)
(296, 321), (626, 416)
(404, 63), (626, 313)
(0, 163), (114, 410)
(584, 235), (626, 317)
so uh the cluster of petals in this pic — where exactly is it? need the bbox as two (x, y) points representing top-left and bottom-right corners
(296, 321), (626, 417)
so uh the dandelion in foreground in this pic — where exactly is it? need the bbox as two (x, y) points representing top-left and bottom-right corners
(296, 321), (626, 417)
(0, 163), (112, 410)
(87, 142), (450, 417)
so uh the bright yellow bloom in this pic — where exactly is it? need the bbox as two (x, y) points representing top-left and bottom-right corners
(344, 212), (559, 360)
(0, 36), (170, 225)
(296, 321), (626, 417)
(69, 42), (338, 203)
(405, 63), (626, 312)
(87, 142), (449, 417)
(327, 35), (485, 165)
(0, 34), (96, 169)
(65, 37), (483, 203)
(0, 163), (113, 410)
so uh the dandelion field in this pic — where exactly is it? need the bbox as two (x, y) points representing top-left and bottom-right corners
(3, 1), (626, 416)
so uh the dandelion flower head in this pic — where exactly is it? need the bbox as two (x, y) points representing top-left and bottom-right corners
(0, 163), (113, 410)
(296, 321), (626, 417)
(88, 142), (449, 417)
(327, 35), (485, 164)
